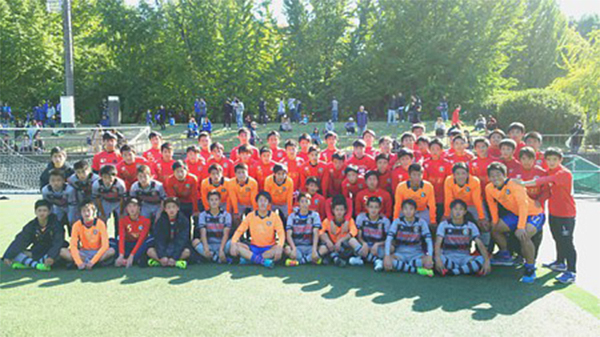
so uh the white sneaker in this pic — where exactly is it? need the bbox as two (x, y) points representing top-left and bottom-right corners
(374, 259), (384, 272)
(349, 256), (364, 266)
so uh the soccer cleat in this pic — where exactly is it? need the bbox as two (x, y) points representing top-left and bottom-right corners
(175, 260), (187, 269)
(239, 257), (250, 265)
(374, 259), (384, 272)
(438, 268), (448, 277)
(11, 262), (30, 270)
(285, 259), (299, 267)
(334, 257), (347, 268)
(348, 256), (364, 266)
(263, 259), (275, 269)
(417, 267), (434, 277)
(36, 264), (51, 271)
(314, 258), (323, 265)
(147, 258), (161, 267)
(491, 252), (515, 266)
(543, 261), (567, 273)
(555, 272), (576, 284)
(520, 269), (537, 284)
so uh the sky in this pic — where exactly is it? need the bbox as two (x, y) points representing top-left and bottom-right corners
(125, 0), (600, 22)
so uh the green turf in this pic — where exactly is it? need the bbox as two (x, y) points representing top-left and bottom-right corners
(1, 197), (598, 336)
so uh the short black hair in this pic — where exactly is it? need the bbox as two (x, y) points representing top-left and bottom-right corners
(499, 139), (516, 150)
(207, 190), (221, 200)
(507, 122), (525, 134)
(429, 138), (444, 149)
(49, 169), (65, 180)
(284, 139), (297, 149)
(450, 199), (468, 210)
(260, 146), (272, 154)
(256, 191), (272, 203)
(487, 162), (507, 177)
(352, 139), (366, 148)
(267, 130), (280, 139)
(34, 199), (52, 211)
(273, 163), (287, 174)
(452, 162), (469, 174)
(164, 197), (180, 208)
(473, 137), (490, 148)
(519, 146), (536, 160)
(375, 153), (390, 162)
(120, 144), (134, 153)
(364, 170), (379, 180)
(210, 142), (224, 151)
(161, 142), (173, 151)
(401, 199), (417, 210)
(234, 163), (248, 172)
(208, 163), (223, 174)
(331, 195), (347, 210)
(398, 149), (414, 159)
(544, 147), (563, 159)
(172, 160), (187, 171)
(148, 131), (162, 140)
(186, 145), (200, 153)
(332, 152), (346, 161)
(408, 163), (422, 174)
(524, 131), (542, 143)
(99, 165), (117, 177)
(73, 160), (89, 171)
(50, 146), (65, 157)
(366, 196), (382, 206)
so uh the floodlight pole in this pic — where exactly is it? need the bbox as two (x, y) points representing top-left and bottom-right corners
(63, 0), (74, 97)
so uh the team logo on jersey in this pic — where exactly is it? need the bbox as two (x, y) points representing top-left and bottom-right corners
(221, 188), (226, 192)
(318, 168), (323, 173)
(152, 191), (157, 196)
(506, 189), (511, 195)
(466, 187), (471, 192)
(245, 187), (250, 192)
(439, 167), (445, 172)
(266, 221), (272, 227)
(315, 199), (319, 204)
(186, 184), (190, 188)
(421, 192), (425, 197)
(93, 230), (98, 235)
(413, 226), (419, 233)
(463, 228), (469, 235)
(139, 225), (143, 230)
(282, 187), (287, 192)
(101, 158), (106, 163)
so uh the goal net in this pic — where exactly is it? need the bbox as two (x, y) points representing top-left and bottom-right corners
(0, 126), (150, 194)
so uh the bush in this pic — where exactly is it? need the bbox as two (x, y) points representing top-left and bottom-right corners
(488, 89), (583, 134)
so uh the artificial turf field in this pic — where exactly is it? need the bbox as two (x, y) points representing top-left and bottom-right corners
(1, 196), (599, 336)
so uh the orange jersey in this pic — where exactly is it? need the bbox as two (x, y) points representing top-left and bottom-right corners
(165, 174), (199, 212)
(320, 218), (358, 244)
(443, 175), (484, 219)
(69, 218), (109, 266)
(393, 180), (437, 223)
(232, 210), (285, 247)
(200, 177), (230, 211)
(355, 188), (393, 218)
(116, 156), (151, 190)
(485, 179), (543, 230)
(227, 177), (259, 213)
(264, 175), (294, 211)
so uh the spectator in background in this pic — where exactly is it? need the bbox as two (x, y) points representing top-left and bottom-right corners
(475, 114), (486, 131)
(296, 100), (303, 123)
(258, 98), (268, 126)
(47, 103), (56, 127)
(234, 98), (244, 129)
(451, 104), (462, 126)
(197, 98), (207, 124)
(202, 118), (213, 134)
(387, 94), (397, 125)
(311, 128), (322, 146)
(325, 119), (335, 133)
(486, 115), (498, 131)
(20, 135), (33, 153)
(288, 98), (297, 123)
(194, 98), (201, 121)
(280, 115), (292, 132)
(438, 96), (449, 122)
(300, 114), (309, 125)
(464, 130), (473, 150)
(434, 117), (446, 133)
(331, 97), (339, 122)
(250, 121), (260, 145)
(397, 92), (406, 123)
(568, 121), (584, 154)
(356, 105), (368, 136)
(146, 110), (153, 126)
(345, 117), (356, 135)
(223, 98), (233, 130)
(158, 105), (167, 130)
(277, 98), (285, 123)
(33, 131), (45, 153)
(187, 117), (199, 138)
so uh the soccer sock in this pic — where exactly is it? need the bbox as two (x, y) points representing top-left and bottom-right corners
(330, 252), (341, 263)
(251, 253), (264, 265)
(480, 232), (491, 247)
(365, 252), (378, 263)
(393, 260), (416, 273)
(453, 256), (484, 275)
(354, 244), (363, 255)
(14, 253), (38, 267)
(524, 263), (536, 272)
(194, 243), (204, 255)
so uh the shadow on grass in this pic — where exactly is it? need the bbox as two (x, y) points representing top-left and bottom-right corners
(0, 261), (567, 320)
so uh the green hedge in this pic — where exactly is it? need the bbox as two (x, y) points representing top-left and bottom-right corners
(484, 89), (583, 134)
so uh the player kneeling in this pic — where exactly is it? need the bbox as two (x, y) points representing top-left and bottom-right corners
(319, 195), (361, 267)
(192, 191), (233, 264)
(434, 200), (491, 277)
(112, 198), (152, 268)
(353, 197), (391, 270)
(2, 200), (68, 271)
(230, 192), (285, 268)
(384, 199), (434, 276)
(146, 197), (191, 269)
(284, 193), (325, 266)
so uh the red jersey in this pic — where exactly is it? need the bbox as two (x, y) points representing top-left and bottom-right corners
(165, 174), (199, 212)
(422, 157), (452, 204)
(319, 148), (338, 163)
(206, 156), (234, 178)
(354, 188), (393, 218)
(116, 156), (150, 190)
(229, 144), (259, 162)
(535, 151), (548, 170)
(514, 141), (526, 160)
(501, 158), (522, 178)
(534, 165), (576, 217)
(118, 215), (151, 256)
(341, 176), (366, 199)
(250, 160), (276, 190)
(300, 161), (329, 191)
(514, 165), (550, 208)
(298, 151), (309, 163)
(154, 158), (176, 183)
(326, 165), (345, 197)
(345, 154), (376, 175)
(447, 151), (475, 165)
(303, 193), (326, 220)
(271, 147), (287, 162)
(283, 156), (305, 190)
(377, 169), (394, 195)
(143, 148), (161, 163)
(470, 156), (497, 194)
(391, 165), (410, 192)
(488, 146), (501, 158)
(365, 146), (378, 157)
(92, 151), (122, 172)
(185, 158), (208, 184)
(199, 148), (212, 161)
